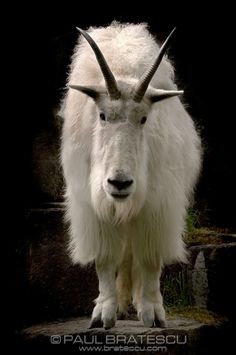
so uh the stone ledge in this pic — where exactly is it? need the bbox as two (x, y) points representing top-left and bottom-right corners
(21, 317), (204, 337)
(16, 316), (232, 355)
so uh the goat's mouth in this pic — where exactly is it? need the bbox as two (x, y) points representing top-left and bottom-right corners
(110, 193), (130, 200)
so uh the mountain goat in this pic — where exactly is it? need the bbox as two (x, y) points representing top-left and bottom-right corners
(61, 22), (201, 329)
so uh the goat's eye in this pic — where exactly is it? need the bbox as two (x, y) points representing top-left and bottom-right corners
(100, 113), (106, 121)
(141, 116), (147, 125)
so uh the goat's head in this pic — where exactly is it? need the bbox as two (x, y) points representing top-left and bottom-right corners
(70, 27), (183, 224)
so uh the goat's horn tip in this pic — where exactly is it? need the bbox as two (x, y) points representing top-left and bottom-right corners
(76, 27), (84, 33)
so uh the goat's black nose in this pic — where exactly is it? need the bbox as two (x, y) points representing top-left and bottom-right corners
(107, 178), (133, 191)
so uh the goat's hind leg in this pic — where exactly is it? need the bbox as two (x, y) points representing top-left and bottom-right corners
(116, 248), (132, 319)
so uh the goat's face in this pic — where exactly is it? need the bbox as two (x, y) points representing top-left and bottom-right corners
(89, 84), (152, 224)
(70, 27), (182, 224)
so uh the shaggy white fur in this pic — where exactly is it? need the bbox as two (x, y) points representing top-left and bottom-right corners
(61, 22), (202, 329)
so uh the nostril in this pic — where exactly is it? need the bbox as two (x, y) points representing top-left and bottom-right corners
(107, 178), (133, 191)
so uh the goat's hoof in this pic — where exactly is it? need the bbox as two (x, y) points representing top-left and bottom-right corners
(89, 316), (103, 329)
(89, 316), (116, 330)
(142, 311), (155, 328)
(155, 316), (167, 328)
(141, 301), (166, 328)
(142, 313), (166, 328)
(103, 317), (116, 329)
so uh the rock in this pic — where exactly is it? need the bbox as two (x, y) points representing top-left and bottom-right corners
(192, 251), (209, 308)
(16, 316), (232, 355)
(188, 243), (236, 319)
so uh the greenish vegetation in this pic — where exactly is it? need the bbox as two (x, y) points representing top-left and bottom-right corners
(161, 270), (191, 307)
(186, 208), (202, 232)
(184, 208), (235, 245)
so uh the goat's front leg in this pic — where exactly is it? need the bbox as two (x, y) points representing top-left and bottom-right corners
(140, 261), (166, 328)
(89, 262), (117, 329)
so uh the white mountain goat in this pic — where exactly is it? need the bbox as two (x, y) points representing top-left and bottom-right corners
(61, 22), (201, 329)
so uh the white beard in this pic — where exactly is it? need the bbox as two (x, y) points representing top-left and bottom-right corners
(91, 187), (146, 225)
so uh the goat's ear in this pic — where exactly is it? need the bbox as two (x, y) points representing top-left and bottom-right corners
(69, 85), (106, 100)
(148, 89), (184, 103)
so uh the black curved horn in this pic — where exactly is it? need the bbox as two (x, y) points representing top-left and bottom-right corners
(77, 27), (120, 100)
(133, 28), (176, 102)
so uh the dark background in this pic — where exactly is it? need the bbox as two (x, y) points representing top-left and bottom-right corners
(20, 4), (235, 229)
